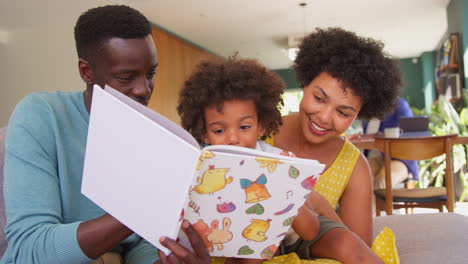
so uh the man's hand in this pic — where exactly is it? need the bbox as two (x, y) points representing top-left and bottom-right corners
(156, 220), (211, 264)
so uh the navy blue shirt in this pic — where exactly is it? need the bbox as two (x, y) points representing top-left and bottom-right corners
(363, 98), (419, 180)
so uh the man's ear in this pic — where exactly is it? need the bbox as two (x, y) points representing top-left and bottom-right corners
(78, 58), (94, 85)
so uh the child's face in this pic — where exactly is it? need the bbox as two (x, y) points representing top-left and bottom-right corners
(202, 99), (265, 149)
(299, 71), (362, 144)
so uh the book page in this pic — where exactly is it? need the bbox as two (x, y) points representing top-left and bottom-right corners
(366, 118), (381, 135)
(204, 145), (320, 165)
(179, 148), (324, 258)
(82, 86), (200, 254)
(105, 85), (200, 149)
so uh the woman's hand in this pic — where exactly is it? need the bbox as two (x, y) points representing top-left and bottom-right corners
(156, 220), (211, 264)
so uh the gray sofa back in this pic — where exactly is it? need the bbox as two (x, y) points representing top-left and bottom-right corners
(0, 126), (7, 256)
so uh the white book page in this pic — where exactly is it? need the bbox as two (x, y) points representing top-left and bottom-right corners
(105, 85), (200, 149)
(204, 145), (322, 166)
(82, 86), (200, 254)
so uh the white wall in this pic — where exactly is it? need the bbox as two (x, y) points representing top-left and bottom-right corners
(0, 0), (127, 126)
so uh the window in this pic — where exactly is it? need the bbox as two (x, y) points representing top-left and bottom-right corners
(281, 89), (303, 115)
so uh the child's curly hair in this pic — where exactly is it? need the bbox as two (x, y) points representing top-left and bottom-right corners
(294, 27), (403, 120)
(177, 56), (285, 144)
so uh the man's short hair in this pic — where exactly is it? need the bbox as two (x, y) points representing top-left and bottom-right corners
(74, 5), (152, 61)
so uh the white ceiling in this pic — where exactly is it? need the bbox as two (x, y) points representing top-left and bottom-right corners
(130, 0), (451, 69)
(0, 0), (451, 70)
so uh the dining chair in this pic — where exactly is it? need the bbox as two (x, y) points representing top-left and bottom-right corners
(373, 134), (458, 216)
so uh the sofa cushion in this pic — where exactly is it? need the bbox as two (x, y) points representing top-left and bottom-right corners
(373, 213), (468, 264)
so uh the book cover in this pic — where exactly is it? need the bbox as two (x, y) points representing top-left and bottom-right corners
(179, 147), (324, 259)
(81, 85), (324, 258)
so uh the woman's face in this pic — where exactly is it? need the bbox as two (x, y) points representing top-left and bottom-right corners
(299, 72), (362, 144)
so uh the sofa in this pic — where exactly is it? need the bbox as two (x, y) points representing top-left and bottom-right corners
(0, 127), (7, 256)
(0, 126), (468, 262)
(373, 212), (468, 263)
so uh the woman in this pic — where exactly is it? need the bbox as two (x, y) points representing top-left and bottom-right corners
(273, 27), (402, 263)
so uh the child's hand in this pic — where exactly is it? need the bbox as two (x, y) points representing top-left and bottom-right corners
(292, 197), (320, 241)
(279, 150), (296, 157)
(305, 190), (344, 224)
(303, 193), (317, 213)
(304, 189), (327, 215)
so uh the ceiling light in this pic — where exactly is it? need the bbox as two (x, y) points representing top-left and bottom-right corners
(288, 47), (299, 61)
(287, 2), (307, 61)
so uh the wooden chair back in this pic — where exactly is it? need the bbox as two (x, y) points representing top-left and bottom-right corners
(374, 134), (458, 215)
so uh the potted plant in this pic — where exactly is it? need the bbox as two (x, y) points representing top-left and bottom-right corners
(414, 94), (468, 202)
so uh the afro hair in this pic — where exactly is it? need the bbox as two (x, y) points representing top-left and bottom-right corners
(177, 56), (285, 144)
(74, 5), (151, 61)
(293, 27), (403, 120)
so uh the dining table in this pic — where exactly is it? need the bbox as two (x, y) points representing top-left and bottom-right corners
(348, 134), (468, 150)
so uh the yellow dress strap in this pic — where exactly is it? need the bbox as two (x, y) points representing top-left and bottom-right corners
(263, 136), (275, 146)
(312, 139), (360, 209)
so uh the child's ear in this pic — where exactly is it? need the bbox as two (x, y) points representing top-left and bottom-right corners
(257, 124), (266, 138)
(201, 133), (210, 145)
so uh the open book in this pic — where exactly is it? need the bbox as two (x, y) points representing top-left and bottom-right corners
(81, 85), (325, 259)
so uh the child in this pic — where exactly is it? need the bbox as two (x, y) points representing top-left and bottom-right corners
(177, 56), (320, 263)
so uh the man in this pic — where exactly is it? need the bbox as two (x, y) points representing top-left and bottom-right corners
(363, 98), (419, 189)
(1, 5), (210, 264)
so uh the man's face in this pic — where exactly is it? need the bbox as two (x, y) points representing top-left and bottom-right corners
(86, 35), (158, 106)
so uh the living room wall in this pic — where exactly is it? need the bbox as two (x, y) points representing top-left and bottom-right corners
(149, 26), (218, 123)
(447, 0), (468, 87)
(421, 51), (437, 113)
(273, 69), (299, 89)
(0, 0), (219, 127)
(399, 58), (425, 109)
(0, 0), (87, 127)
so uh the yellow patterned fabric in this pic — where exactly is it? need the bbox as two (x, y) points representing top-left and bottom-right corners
(264, 253), (341, 264)
(257, 227), (399, 264)
(311, 139), (360, 209)
(211, 257), (225, 264)
(371, 227), (400, 264)
(210, 254), (341, 264)
(263, 136), (275, 147)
